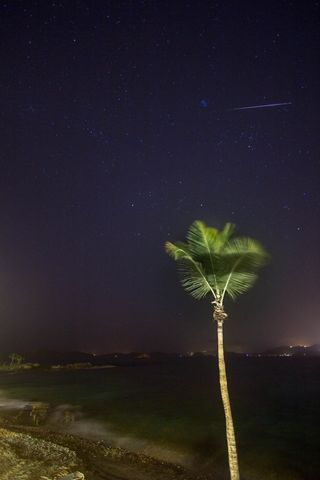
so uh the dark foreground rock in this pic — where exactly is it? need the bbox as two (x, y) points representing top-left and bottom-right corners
(0, 427), (80, 479)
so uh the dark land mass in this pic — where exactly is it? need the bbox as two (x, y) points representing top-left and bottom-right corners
(263, 344), (320, 356)
(1, 344), (319, 367)
(1, 350), (184, 367)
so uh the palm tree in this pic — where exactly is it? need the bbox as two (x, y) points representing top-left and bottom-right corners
(165, 220), (269, 480)
(9, 352), (24, 369)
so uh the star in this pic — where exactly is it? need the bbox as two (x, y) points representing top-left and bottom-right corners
(199, 99), (209, 108)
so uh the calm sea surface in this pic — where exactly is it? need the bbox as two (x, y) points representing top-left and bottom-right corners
(0, 357), (319, 480)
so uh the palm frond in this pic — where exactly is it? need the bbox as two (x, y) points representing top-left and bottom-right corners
(216, 223), (236, 251)
(224, 236), (269, 261)
(186, 220), (218, 255)
(185, 220), (220, 292)
(165, 241), (191, 261)
(218, 272), (258, 300)
(218, 236), (269, 301)
(178, 261), (213, 299)
(165, 239), (214, 299)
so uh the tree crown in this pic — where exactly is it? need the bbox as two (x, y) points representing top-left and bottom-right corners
(165, 220), (269, 303)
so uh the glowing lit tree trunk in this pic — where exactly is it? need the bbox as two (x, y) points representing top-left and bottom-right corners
(214, 303), (240, 480)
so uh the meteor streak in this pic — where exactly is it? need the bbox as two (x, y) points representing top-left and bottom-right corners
(231, 102), (292, 111)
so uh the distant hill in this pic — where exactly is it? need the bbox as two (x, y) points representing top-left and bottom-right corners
(263, 344), (320, 356)
(23, 350), (183, 366)
(25, 350), (95, 365)
(10, 345), (320, 366)
(95, 351), (181, 365)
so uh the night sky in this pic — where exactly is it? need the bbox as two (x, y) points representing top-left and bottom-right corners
(1, 1), (319, 354)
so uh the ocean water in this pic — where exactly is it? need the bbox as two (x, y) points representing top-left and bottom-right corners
(0, 357), (319, 480)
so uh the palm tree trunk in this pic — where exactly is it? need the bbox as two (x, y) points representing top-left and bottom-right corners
(216, 318), (240, 480)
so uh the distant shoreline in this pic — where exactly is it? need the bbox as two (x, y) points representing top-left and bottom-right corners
(1, 345), (319, 370)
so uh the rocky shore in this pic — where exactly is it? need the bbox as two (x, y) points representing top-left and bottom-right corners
(0, 422), (211, 480)
(0, 391), (215, 480)
(0, 426), (81, 480)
